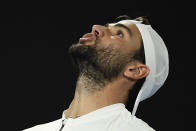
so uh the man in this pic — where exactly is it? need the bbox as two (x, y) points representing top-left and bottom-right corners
(23, 15), (169, 131)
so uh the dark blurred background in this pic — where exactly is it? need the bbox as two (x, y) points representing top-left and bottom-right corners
(1, 1), (194, 131)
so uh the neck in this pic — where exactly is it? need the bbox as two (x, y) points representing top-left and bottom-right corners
(65, 73), (132, 119)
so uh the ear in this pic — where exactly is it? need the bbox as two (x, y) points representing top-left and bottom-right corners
(123, 62), (150, 80)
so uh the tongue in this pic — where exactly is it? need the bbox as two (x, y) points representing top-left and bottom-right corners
(79, 33), (95, 43)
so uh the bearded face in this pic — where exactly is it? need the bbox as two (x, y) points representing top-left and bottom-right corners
(68, 38), (133, 86)
(68, 22), (142, 87)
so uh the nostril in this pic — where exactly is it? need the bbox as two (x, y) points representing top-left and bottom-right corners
(95, 30), (99, 36)
(92, 25), (104, 37)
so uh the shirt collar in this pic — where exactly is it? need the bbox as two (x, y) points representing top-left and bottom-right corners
(61, 103), (126, 122)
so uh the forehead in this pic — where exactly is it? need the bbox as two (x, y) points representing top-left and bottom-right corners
(117, 20), (140, 32)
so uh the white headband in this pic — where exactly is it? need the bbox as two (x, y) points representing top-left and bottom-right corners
(118, 20), (169, 116)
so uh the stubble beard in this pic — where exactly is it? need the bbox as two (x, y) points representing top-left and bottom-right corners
(68, 39), (132, 92)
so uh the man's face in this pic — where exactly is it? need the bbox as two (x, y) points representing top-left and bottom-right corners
(69, 20), (142, 84)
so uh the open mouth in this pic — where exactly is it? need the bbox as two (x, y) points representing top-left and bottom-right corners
(79, 32), (97, 43)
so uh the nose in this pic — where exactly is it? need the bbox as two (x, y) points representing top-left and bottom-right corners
(92, 25), (107, 38)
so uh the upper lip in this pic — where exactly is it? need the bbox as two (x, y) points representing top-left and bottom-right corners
(81, 28), (99, 39)
(79, 31), (97, 43)
(82, 32), (95, 38)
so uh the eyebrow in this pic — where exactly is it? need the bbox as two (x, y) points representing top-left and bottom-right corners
(104, 23), (132, 37)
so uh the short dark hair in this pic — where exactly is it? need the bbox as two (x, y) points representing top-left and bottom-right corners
(115, 15), (150, 25)
(115, 15), (150, 111)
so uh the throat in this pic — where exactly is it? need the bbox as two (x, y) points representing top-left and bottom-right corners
(64, 74), (108, 119)
(76, 74), (104, 93)
(64, 75), (129, 119)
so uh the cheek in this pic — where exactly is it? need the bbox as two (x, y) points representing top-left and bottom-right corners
(96, 37), (114, 48)
(129, 39), (141, 52)
(97, 36), (128, 52)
